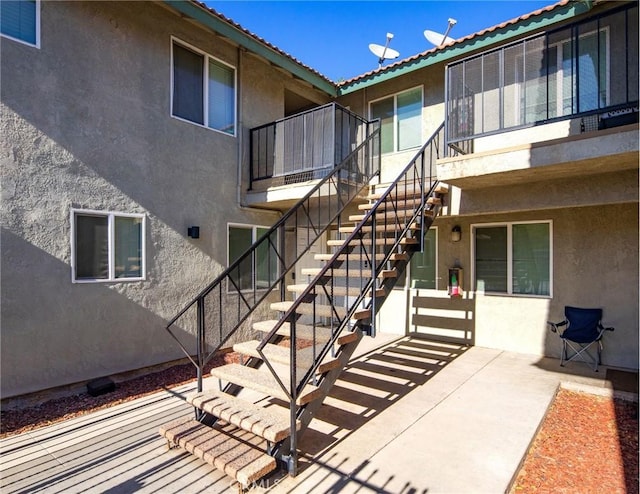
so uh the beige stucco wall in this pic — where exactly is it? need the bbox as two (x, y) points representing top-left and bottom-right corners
(0, 1), (327, 397)
(338, 34), (638, 371)
(377, 201), (638, 369)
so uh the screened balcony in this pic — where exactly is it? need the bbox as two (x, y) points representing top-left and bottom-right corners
(445, 2), (638, 155)
(249, 103), (376, 191)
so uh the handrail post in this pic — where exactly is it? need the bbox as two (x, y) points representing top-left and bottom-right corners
(197, 296), (205, 393)
(371, 210), (377, 337)
(289, 314), (298, 476)
(279, 223), (286, 301)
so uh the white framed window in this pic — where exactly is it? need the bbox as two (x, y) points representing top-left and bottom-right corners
(228, 224), (278, 292)
(71, 209), (145, 283)
(370, 86), (422, 154)
(171, 38), (236, 136)
(1, 0), (39, 47)
(472, 221), (552, 297)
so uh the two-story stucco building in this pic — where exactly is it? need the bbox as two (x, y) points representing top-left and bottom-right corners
(2, 0), (637, 409)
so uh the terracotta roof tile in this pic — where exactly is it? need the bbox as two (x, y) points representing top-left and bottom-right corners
(188, 0), (571, 88)
(188, 0), (333, 85)
(338, 0), (570, 86)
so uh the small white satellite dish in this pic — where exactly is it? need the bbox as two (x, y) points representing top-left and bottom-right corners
(424, 30), (455, 47)
(424, 18), (457, 47)
(368, 32), (400, 69)
(369, 43), (400, 61)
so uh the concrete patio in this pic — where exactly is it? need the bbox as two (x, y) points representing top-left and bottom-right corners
(0, 334), (631, 494)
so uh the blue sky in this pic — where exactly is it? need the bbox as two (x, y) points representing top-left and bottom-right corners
(206, 1), (554, 81)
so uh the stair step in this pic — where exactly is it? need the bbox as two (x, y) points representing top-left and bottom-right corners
(358, 196), (442, 211)
(366, 187), (424, 201)
(314, 252), (409, 262)
(253, 319), (332, 342)
(348, 211), (433, 222)
(186, 389), (299, 442)
(435, 183), (449, 194)
(270, 301), (371, 320)
(159, 417), (276, 486)
(210, 363), (322, 406)
(338, 222), (421, 234)
(300, 267), (397, 279)
(287, 283), (386, 298)
(327, 237), (418, 247)
(233, 340), (341, 374)
(358, 197), (441, 210)
(367, 181), (447, 197)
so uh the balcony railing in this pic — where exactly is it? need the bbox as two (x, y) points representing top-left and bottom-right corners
(445, 2), (638, 155)
(250, 103), (373, 189)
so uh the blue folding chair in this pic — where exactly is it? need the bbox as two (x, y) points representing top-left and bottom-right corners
(548, 306), (615, 371)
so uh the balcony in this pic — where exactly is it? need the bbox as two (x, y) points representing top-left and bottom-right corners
(440, 2), (638, 188)
(247, 103), (378, 208)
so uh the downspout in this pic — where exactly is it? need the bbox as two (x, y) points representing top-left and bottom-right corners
(235, 46), (283, 217)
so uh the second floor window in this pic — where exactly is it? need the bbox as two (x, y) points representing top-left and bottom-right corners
(172, 40), (236, 136)
(1, 0), (39, 47)
(370, 87), (422, 154)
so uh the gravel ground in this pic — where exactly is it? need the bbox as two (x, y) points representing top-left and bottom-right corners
(510, 388), (639, 493)
(0, 353), (238, 438)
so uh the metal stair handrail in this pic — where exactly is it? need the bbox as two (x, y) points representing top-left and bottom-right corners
(257, 122), (445, 399)
(165, 122), (381, 389)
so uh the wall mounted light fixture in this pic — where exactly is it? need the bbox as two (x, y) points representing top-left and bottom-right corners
(451, 225), (461, 242)
(187, 226), (200, 239)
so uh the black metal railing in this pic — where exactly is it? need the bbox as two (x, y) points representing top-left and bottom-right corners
(445, 2), (638, 154)
(257, 122), (445, 474)
(250, 103), (371, 188)
(165, 123), (380, 391)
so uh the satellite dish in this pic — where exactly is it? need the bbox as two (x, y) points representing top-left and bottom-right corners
(424, 30), (455, 47)
(368, 32), (400, 68)
(369, 43), (400, 61)
(424, 18), (457, 47)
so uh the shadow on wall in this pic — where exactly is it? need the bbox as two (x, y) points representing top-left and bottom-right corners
(0, 229), (197, 398)
(409, 291), (476, 346)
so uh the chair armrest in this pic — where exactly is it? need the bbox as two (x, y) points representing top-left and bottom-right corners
(548, 320), (568, 333)
(597, 322), (615, 332)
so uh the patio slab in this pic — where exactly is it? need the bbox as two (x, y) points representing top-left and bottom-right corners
(0, 334), (618, 494)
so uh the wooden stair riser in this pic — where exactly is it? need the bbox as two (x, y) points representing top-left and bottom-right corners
(314, 252), (409, 262)
(270, 300), (371, 321)
(338, 222), (421, 234)
(233, 340), (341, 375)
(327, 237), (418, 248)
(252, 320), (332, 343)
(300, 267), (397, 279)
(348, 210), (434, 222)
(287, 283), (386, 298)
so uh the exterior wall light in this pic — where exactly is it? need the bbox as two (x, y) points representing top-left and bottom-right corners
(451, 225), (461, 242)
(187, 226), (200, 239)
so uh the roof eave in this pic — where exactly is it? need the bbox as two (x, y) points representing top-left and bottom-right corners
(163, 0), (338, 97)
(338, 0), (593, 95)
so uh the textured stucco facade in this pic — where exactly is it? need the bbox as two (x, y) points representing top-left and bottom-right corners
(0, 1), (330, 397)
(337, 4), (639, 370)
(1, 0), (638, 400)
